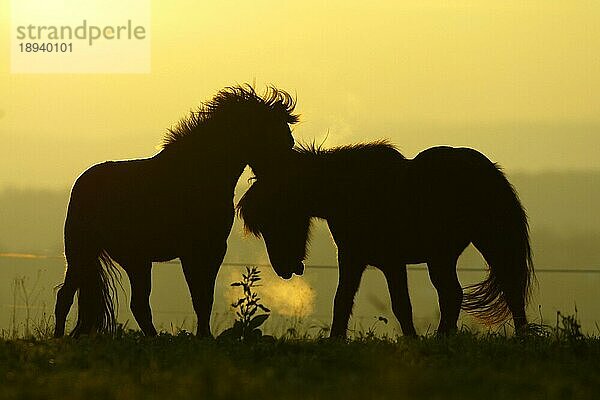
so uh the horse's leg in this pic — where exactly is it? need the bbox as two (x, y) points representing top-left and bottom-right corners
(123, 261), (157, 336)
(380, 264), (417, 337)
(55, 240), (97, 337)
(330, 253), (366, 338)
(507, 291), (528, 333)
(54, 266), (77, 337)
(427, 256), (462, 335)
(473, 239), (528, 332)
(180, 244), (226, 337)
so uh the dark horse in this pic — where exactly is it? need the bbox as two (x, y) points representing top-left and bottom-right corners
(54, 85), (298, 337)
(237, 142), (534, 337)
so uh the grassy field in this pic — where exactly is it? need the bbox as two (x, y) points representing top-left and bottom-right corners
(1, 325), (599, 400)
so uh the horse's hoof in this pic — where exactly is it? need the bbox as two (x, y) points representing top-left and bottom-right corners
(327, 334), (348, 342)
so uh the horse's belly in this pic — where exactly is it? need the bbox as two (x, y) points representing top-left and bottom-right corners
(376, 237), (430, 264)
(103, 230), (178, 263)
(358, 221), (464, 265)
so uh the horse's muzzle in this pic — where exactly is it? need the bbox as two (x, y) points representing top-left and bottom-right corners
(276, 261), (305, 279)
(294, 261), (305, 276)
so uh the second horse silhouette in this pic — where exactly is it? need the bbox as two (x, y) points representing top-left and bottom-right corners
(238, 141), (534, 337)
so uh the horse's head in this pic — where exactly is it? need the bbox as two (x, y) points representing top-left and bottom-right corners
(162, 85), (298, 169)
(209, 85), (298, 171)
(237, 179), (310, 279)
(236, 86), (299, 173)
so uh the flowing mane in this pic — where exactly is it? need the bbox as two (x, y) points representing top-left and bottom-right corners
(162, 85), (299, 148)
(236, 183), (268, 237)
(295, 140), (405, 160)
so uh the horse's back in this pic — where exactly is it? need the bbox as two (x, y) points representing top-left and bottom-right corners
(66, 155), (235, 261)
(409, 146), (499, 191)
(70, 154), (234, 215)
(406, 146), (510, 245)
(412, 146), (495, 170)
(68, 158), (160, 218)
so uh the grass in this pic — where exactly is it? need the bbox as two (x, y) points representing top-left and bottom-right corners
(2, 268), (599, 399)
(0, 325), (599, 400)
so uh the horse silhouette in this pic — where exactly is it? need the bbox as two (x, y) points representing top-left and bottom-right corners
(237, 142), (534, 337)
(54, 85), (298, 337)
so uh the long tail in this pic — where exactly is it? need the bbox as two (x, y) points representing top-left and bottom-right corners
(55, 163), (121, 337)
(68, 248), (120, 337)
(462, 163), (535, 326)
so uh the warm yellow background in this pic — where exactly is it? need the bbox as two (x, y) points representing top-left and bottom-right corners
(1, 1), (599, 187)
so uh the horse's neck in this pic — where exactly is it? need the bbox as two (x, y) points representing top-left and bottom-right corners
(302, 170), (332, 221)
(158, 145), (247, 184)
(308, 196), (331, 221)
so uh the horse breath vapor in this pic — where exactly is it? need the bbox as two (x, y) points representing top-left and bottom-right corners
(224, 269), (316, 319)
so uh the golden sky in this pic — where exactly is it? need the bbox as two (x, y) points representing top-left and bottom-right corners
(1, 1), (600, 187)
